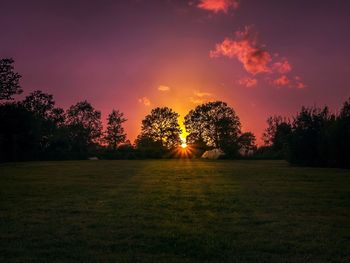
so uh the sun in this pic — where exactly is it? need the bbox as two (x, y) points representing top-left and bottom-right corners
(180, 135), (187, 149)
(174, 136), (192, 158)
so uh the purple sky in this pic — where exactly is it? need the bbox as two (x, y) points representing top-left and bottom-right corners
(1, 0), (350, 143)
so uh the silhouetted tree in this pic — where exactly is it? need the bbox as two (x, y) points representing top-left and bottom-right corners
(140, 107), (181, 149)
(274, 123), (292, 151)
(261, 116), (292, 158)
(0, 102), (38, 161)
(21, 90), (66, 156)
(66, 101), (102, 156)
(262, 116), (291, 147)
(105, 110), (127, 150)
(135, 134), (166, 158)
(184, 101), (241, 157)
(328, 98), (350, 167)
(238, 132), (257, 156)
(116, 140), (135, 159)
(50, 108), (66, 127)
(187, 136), (211, 158)
(22, 90), (55, 119)
(0, 58), (22, 101)
(287, 106), (334, 166)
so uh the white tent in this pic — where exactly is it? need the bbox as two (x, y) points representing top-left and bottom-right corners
(201, 149), (225, 159)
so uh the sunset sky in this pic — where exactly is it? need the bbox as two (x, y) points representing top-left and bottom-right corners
(2, 0), (350, 144)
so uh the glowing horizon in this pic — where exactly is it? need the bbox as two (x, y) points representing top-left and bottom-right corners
(2, 0), (349, 146)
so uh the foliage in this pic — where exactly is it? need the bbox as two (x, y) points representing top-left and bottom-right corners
(0, 58), (22, 100)
(262, 116), (291, 147)
(0, 58), (349, 166)
(328, 98), (350, 167)
(105, 110), (127, 150)
(0, 102), (40, 161)
(23, 90), (56, 119)
(261, 116), (292, 159)
(188, 137), (212, 158)
(287, 106), (334, 166)
(135, 134), (167, 158)
(66, 100), (103, 146)
(140, 107), (181, 149)
(238, 132), (257, 157)
(259, 99), (350, 167)
(184, 101), (241, 157)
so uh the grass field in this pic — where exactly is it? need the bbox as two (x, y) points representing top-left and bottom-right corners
(0, 160), (349, 262)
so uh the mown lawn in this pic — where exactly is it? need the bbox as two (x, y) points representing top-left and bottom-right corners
(0, 160), (349, 262)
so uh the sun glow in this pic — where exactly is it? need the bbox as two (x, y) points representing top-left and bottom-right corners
(180, 133), (187, 149)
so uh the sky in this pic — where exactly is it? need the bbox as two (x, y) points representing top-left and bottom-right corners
(1, 0), (350, 144)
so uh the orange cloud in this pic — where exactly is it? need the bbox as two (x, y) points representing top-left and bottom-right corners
(239, 77), (258, 88)
(189, 97), (205, 104)
(138, 96), (151, 106)
(158, 85), (170, 92)
(194, 91), (212, 97)
(210, 26), (272, 75)
(196, 0), (239, 13)
(272, 60), (292, 74)
(190, 90), (213, 104)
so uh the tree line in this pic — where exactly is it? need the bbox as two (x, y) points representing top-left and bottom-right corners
(1, 58), (349, 167)
(260, 102), (350, 168)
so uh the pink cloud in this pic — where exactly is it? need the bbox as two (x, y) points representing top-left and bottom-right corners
(296, 82), (306, 89)
(273, 75), (290, 87)
(196, 0), (239, 13)
(239, 77), (258, 88)
(272, 60), (292, 74)
(210, 26), (306, 90)
(210, 26), (272, 75)
(294, 76), (307, 89)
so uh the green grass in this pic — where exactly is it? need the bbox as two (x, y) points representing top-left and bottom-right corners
(0, 160), (349, 262)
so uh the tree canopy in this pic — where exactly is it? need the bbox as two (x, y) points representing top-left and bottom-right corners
(184, 101), (241, 156)
(105, 110), (127, 150)
(287, 106), (334, 166)
(23, 90), (56, 119)
(66, 100), (103, 145)
(238, 132), (257, 156)
(140, 107), (181, 149)
(0, 58), (22, 100)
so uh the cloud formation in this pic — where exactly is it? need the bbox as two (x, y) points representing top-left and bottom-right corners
(294, 76), (307, 89)
(138, 97), (151, 106)
(190, 90), (213, 104)
(271, 75), (307, 89)
(196, 0), (240, 13)
(158, 85), (170, 92)
(190, 98), (205, 104)
(210, 26), (306, 89)
(273, 75), (290, 87)
(210, 26), (272, 75)
(272, 60), (292, 74)
(194, 91), (212, 97)
(239, 77), (258, 88)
